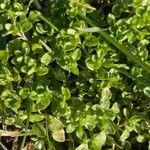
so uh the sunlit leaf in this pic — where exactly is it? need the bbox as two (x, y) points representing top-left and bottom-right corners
(36, 93), (51, 110)
(120, 129), (131, 142)
(21, 21), (33, 33)
(75, 144), (88, 150)
(48, 117), (64, 131)
(90, 131), (106, 149)
(30, 114), (45, 122)
(52, 129), (65, 142)
(36, 66), (49, 76)
(62, 86), (70, 100)
(0, 50), (8, 62)
(32, 123), (46, 137)
(84, 35), (99, 47)
(41, 52), (52, 65)
(143, 87), (150, 97)
(66, 124), (75, 133)
(71, 48), (81, 60)
(136, 135), (145, 143)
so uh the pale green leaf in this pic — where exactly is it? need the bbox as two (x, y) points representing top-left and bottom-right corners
(75, 144), (88, 150)
(52, 129), (65, 142)
(48, 117), (64, 131)
(90, 131), (106, 149)
(41, 52), (52, 65)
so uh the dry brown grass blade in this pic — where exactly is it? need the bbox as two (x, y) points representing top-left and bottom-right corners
(22, 142), (34, 150)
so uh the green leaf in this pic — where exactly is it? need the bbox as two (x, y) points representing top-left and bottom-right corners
(52, 129), (65, 142)
(0, 50), (8, 62)
(123, 108), (129, 118)
(13, 2), (23, 10)
(76, 127), (84, 139)
(36, 92), (51, 110)
(96, 68), (108, 79)
(29, 91), (38, 100)
(0, 24), (3, 31)
(84, 35), (99, 47)
(28, 11), (40, 23)
(136, 7), (145, 17)
(123, 141), (131, 150)
(36, 23), (47, 34)
(34, 140), (44, 149)
(30, 114), (45, 122)
(22, 42), (30, 55)
(106, 110), (116, 121)
(4, 98), (20, 110)
(79, 14), (150, 74)
(69, 61), (79, 75)
(1, 1), (150, 149)
(27, 67), (36, 75)
(111, 102), (120, 114)
(7, 39), (22, 53)
(21, 21), (33, 33)
(101, 87), (112, 98)
(83, 115), (98, 130)
(75, 144), (88, 150)
(36, 66), (49, 76)
(85, 55), (102, 71)
(63, 41), (76, 51)
(41, 52), (52, 65)
(120, 129), (130, 142)
(107, 13), (115, 25)
(90, 131), (106, 149)
(136, 135), (145, 143)
(62, 86), (70, 100)
(48, 117), (64, 131)
(129, 116), (141, 132)
(0, 3), (6, 10)
(100, 87), (112, 109)
(67, 28), (76, 35)
(71, 48), (81, 60)
(19, 88), (29, 99)
(112, 4), (122, 17)
(54, 68), (66, 81)
(143, 87), (150, 97)
(32, 123), (46, 137)
(32, 43), (43, 54)
(66, 124), (75, 133)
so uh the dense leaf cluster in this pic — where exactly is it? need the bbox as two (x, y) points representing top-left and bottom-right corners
(0, 0), (150, 149)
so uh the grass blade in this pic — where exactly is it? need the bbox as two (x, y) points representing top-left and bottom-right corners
(38, 13), (58, 31)
(78, 13), (150, 74)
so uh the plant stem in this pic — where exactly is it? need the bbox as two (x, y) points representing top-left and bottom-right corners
(20, 100), (32, 150)
(117, 68), (150, 86)
(38, 14), (58, 31)
(35, 122), (56, 150)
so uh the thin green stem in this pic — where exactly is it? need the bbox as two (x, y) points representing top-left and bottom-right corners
(35, 122), (56, 150)
(20, 100), (32, 150)
(38, 14), (58, 32)
(117, 68), (150, 86)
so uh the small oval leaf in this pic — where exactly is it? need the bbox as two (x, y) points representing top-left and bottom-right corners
(41, 52), (52, 65)
(84, 35), (99, 47)
(52, 129), (65, 142)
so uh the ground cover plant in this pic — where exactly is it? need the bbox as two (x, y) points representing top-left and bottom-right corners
(0, 0), (150, 149)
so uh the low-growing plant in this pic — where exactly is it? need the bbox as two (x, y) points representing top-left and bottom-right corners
(0, 0), (150, 150)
